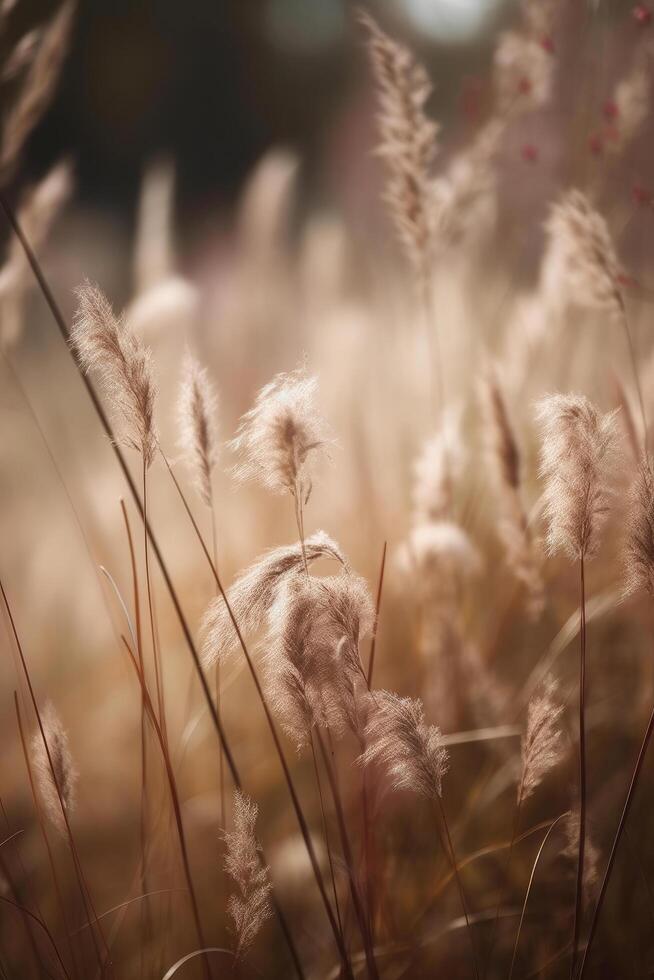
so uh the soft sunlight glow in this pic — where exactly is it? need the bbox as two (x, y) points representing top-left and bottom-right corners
(402, 0), (503, 42)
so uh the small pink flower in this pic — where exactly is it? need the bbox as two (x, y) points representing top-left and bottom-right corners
(603, 99), (619, 120)
(633, 5), (652, 26)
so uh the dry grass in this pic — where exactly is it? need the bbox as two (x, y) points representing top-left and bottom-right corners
(2, 2), (654, 979)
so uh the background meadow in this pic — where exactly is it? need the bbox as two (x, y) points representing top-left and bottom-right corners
(1, 1), (654, 977)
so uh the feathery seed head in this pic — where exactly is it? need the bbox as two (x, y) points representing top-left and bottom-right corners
(494, 30), (554, 117)
(230, 368), (329, 499)
(71, 282), (158, 467)
(267, 572), (375, 747)
(520, 678), (565, 803)
(31, 702), (77, 836)
(536, 394), (618, 561)
(624, 456), (654, 598)
(360, 691), (448, 799)
(0, 160), (72, 347)
(223, 791), (272, 960)
(360, 10), (439, 274)
(564, 811), (600, 900)
(177, 351), (219, 506)
(431, 121), (501, 250)
(0, 2), (75, 181)
(543, 191), (623, 317)
(200, 530), (348, 669)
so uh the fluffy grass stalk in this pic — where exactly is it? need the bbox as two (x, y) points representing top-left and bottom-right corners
(160, 448), (349, 976)
(177, 353), (226, 824)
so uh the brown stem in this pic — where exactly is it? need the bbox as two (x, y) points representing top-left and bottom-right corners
(366, 541), (387, 687)
(0, 192), (242, 814)
(315, 730), (378, 980)
(509, 813), (568, 980)
(0, 893), (70, 979)
(571, 557), (587, 980)
(310, 734), (344, 941)
(483, 782), (524, 978)
(119, 500), (152, 979)
(0, 187), (310, 980)
(434, 796), (480, 980)
(0, 834), (48, 979)
(14, 695), (76, 980)
(0, 792), (57, 980)
(0, 576), (111, 977)
(579, 696), (654, 975)
(121, 637), (211, 980)
(360, 768), (375, 945)
(142, 461), (166, 737)
(209, 492), (226, 830)
(294, 483), (309, 578)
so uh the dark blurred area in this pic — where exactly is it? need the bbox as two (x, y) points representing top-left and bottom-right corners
(1, 0), (645, 261)
(7, 0), (524, 226)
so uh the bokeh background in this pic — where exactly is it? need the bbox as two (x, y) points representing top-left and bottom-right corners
(2, 1), (654, 977)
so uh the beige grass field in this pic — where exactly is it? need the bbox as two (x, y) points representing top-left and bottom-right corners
(2, 2), (654, 977)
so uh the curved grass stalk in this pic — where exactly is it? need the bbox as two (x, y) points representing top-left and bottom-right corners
(508, 812), (569, 980)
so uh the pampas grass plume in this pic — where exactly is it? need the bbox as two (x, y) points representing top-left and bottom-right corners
(223, 790), (272, 960)
(360, 691), (448, 799)
(71, 281), (158, 467)
(31, 702), (77, 836)
(520, 678), (565, 803)
(536, 393), (618, 561)
(177, 351), (219, 507)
